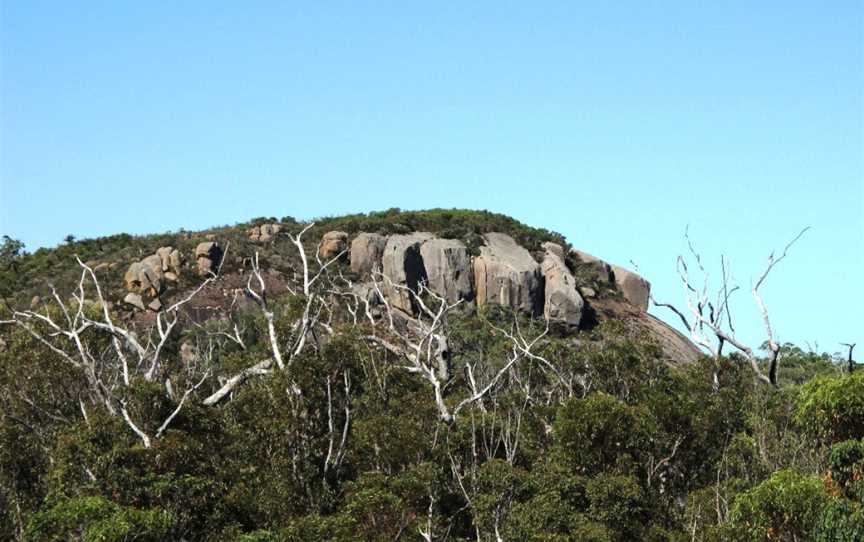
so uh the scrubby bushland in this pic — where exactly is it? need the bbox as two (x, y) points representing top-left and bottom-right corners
(0, 211), (859, 541)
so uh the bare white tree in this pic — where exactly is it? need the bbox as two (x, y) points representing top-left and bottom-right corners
(652, 226), (809, 386)
(201, 222), (347, 405)
(0, 251), (226, 447)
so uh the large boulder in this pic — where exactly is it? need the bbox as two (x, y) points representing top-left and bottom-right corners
(541, 245), (583, 327)
(571, 249), (613, 283)
(195, 242), (223, 276)
(319, 231), (348, 260)
(124, 256), (164, 296)
(473, 233), (542, 315)
(350, 233), (387, 276)
(610, 265), (650, 311)
(124, 262), (144, 291)
(420, 238), (474, 304)
(156, 246), (183, 276)
(381, 232), (434, 313)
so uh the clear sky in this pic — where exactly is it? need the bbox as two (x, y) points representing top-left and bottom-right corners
(1, 2), (862, 355)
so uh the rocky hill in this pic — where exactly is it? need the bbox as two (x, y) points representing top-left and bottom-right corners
(3, 208), (699, 364)
(3, 209), (854, 541)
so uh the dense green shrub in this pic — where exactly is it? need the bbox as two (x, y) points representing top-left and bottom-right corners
(23, 496), (172, 542)
(726, 469), (828, 541)
(796, 371), (864, 444)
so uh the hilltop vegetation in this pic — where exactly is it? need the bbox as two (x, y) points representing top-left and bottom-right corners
(0, 209), (861, 540)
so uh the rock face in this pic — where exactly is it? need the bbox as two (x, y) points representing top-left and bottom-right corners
(541, 244), (583, 327)
(541, 241), (565, 261)
(610, 265), (651, 311)
(196, 242), (222, 276)
(420, 238), (474, 304)
(350, 233), (387, 276)
(640, 313), (701, 364)
(248, 223), (281, 243)
(381, 232), (434, 312)
(571, 249), (613, 283)
(473, 233), (542, 315)
(319, 231), (348, 260)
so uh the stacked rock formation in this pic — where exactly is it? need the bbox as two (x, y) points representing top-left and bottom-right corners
(331, 229), (609, 327)
(123, 246), (184, 311)
(248, 223), (282, 243)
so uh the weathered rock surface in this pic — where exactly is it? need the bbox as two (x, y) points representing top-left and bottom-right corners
(196, 242), (222, 276)
(571, 249), (613, 283)
(640, 313), (702, 364)
(350, 233), (387, 276)
(382, 232), (434, 312)
(248, 223), (282, 243)
(124, 256), (164, 297)
(319, 231), (348, 260)
(156, 246), (183, 276)
(541, 242), (565, 261)
(473, 233), (542, 315)
(123, 292), (146, 311)
(420, 238), (474, 304)
(541, 247), (583, 327)
(610, 265), (651, 311)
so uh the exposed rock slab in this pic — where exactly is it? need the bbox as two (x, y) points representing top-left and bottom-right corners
(473, 233), (542, 315)
(640, 313), (702, 364)
(611, 265), (650, 311)
(571, 249), (613, 283)
(350, 233), (387, 276)
(382, 232), (434, 313)
(541, 247), (583, 327)
(420, 238), (474, 304)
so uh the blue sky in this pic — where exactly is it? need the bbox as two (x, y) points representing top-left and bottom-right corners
(1, 2), (861, 355)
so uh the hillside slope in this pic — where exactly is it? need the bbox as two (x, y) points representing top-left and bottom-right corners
(2, 209), (854, 541)
(2, 208), (698, 364)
